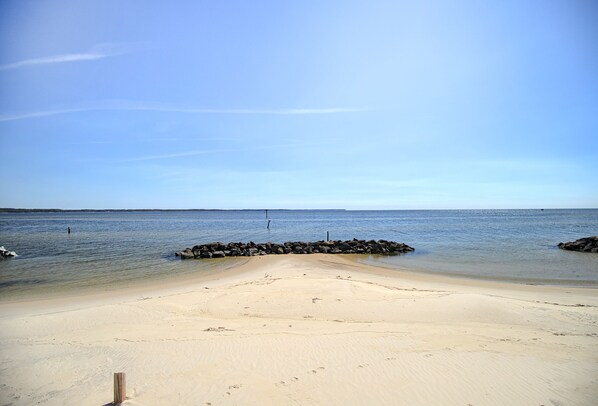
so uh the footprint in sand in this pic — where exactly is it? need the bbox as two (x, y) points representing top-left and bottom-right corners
(204, 326), (234, 332)
(276, 377), (300, 387)
(224, 383), (242, 395)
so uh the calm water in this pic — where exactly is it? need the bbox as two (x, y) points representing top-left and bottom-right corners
(1, 209), (597, 298)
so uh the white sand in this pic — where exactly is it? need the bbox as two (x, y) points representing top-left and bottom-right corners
(1, 255), (597, 405)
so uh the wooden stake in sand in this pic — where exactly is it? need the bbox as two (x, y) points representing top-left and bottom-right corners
(113, 372), (126, 405)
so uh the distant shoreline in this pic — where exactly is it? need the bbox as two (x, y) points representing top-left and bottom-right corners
(0, 208), (348, 213)
(0, 208), (595, 213)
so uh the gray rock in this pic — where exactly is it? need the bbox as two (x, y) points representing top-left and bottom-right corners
(176, 249), (194, 259)
(558, 236), (598, 253)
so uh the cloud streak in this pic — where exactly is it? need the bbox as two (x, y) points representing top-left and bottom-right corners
(0, 101), (367, 122)
(120, 149), (235, 162)
(0, 43), (138, 71)
(119, 141), (336, 163)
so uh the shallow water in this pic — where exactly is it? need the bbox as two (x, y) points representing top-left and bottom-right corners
(0, 209), (597, 298)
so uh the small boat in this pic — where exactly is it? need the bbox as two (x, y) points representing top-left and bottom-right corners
(0, 246), (17, 258)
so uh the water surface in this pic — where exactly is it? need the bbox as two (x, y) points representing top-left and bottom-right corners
(1, 209), (596, 299)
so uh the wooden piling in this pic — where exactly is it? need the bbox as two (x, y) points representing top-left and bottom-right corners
(327, 231), (329, 241)
(114, 372), (126, 405)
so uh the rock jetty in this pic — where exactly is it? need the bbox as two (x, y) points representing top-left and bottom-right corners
(0, 246), (17, 258)
(176, 239), (414, 259)
(558, 236), (598, 253)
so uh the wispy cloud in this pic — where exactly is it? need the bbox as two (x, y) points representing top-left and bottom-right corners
(121, 105), (366, 116)
(0, 43), (140, 71)
(0, 107), (93, 122)
(0, 101), (367, 122)
(119, 141), (337, 163)
(120, 149), (234, 162)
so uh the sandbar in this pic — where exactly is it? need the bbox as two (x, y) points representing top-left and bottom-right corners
(1, 255), (596, 405)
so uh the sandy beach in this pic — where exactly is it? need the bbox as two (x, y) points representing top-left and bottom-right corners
(1, 254), (597, 405)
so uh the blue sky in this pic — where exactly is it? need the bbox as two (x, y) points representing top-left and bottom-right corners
(0, 0), (596, 209)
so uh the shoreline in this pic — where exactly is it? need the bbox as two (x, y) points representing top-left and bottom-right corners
(1, 254), (596, 312)
(360, 255), (598, 288)
(1, 255), (597, 405)
(0, 257), (250, 307)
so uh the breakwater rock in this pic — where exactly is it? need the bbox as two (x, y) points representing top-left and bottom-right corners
(558, 236), (598, 253)
(176, 239), (414, 259)
(0, 246), (17, 259)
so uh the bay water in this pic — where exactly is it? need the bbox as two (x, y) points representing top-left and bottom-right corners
(1, 209), (597, 299)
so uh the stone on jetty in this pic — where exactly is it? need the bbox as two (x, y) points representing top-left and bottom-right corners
(176, 239), (415, 259)
(0, 246), (17, 259)
(558, 236), (598, 253)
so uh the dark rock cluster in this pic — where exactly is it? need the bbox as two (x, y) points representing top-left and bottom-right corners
(558, 236), (598, 253)
(176, 239), (415, 259)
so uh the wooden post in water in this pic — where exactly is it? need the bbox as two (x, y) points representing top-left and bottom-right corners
(114, 372), (126, 405)
(327, 231), (329, 241)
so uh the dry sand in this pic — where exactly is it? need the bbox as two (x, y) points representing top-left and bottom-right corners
(1, 255), (597, 405)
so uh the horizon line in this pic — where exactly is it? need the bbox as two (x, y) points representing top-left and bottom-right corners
(1, 207), (595, 213)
